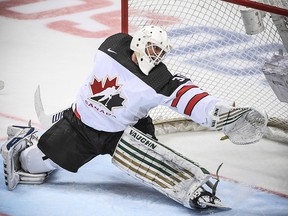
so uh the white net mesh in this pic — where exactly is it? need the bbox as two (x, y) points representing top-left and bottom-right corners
(126, 0), (288, 133)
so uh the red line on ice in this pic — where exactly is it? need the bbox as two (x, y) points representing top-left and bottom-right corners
(0, 113), (42, 141)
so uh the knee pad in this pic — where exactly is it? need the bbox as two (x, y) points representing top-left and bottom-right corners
(20, 144), (59, 174)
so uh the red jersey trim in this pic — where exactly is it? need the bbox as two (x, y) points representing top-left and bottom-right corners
(171, 85), (197, 107)
(184, 92), (209, 116)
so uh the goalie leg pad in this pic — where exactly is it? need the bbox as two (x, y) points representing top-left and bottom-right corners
(112, 126), (226, 209)
(1, 126), (50, 190)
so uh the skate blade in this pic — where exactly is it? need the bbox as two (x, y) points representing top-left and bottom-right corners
(201, 201), (231, 210)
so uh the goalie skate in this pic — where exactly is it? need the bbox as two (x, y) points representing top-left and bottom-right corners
(190, 187), (230, 209)
(1, 125), (48, 190)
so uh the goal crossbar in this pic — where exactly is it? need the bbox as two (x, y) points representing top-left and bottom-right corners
(222, 0), (288, 16)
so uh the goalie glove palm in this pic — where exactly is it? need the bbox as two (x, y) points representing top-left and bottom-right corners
(209, 102), (268, 145)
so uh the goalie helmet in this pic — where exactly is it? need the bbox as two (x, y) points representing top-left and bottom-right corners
(130, 25), (172, 75)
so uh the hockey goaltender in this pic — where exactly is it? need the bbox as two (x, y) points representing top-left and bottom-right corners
(1, 25), (268, 209)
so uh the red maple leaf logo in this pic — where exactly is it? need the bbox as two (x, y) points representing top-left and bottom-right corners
(90, 77), (120, 95)
(89, 76), (125, 112)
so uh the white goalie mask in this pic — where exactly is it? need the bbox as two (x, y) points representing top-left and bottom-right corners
(130, 25), (172, 75)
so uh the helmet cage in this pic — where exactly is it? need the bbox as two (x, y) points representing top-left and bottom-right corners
(130, 25), (172, 75)
(145, 42), (169, 65)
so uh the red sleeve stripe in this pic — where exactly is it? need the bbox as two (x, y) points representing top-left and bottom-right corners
(171, 85), (197, 107)
(184, 92), (209, 116)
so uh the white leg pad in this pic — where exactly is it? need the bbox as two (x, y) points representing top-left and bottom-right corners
(1, 126), (53, 190)
(112, 126), (212, 209)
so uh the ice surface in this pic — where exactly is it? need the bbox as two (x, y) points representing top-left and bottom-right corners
(0, 0), (287, 215)
(0, 155), (288, 216)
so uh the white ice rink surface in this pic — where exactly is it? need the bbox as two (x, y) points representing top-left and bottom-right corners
(0, 1), (288, 215)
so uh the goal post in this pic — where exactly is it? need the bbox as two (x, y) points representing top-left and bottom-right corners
(222, 0), (288, 16)
(121, 0), (288, 142)
(121, 0), (129, 34)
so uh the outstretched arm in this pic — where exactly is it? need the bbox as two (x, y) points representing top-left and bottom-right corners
(165, 79), (267, 144)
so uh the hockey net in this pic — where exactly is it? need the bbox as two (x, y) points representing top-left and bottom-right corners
(121, 0), (288, 142)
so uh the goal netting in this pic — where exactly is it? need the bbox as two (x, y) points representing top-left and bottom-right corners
(122, 0), (288, 142)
